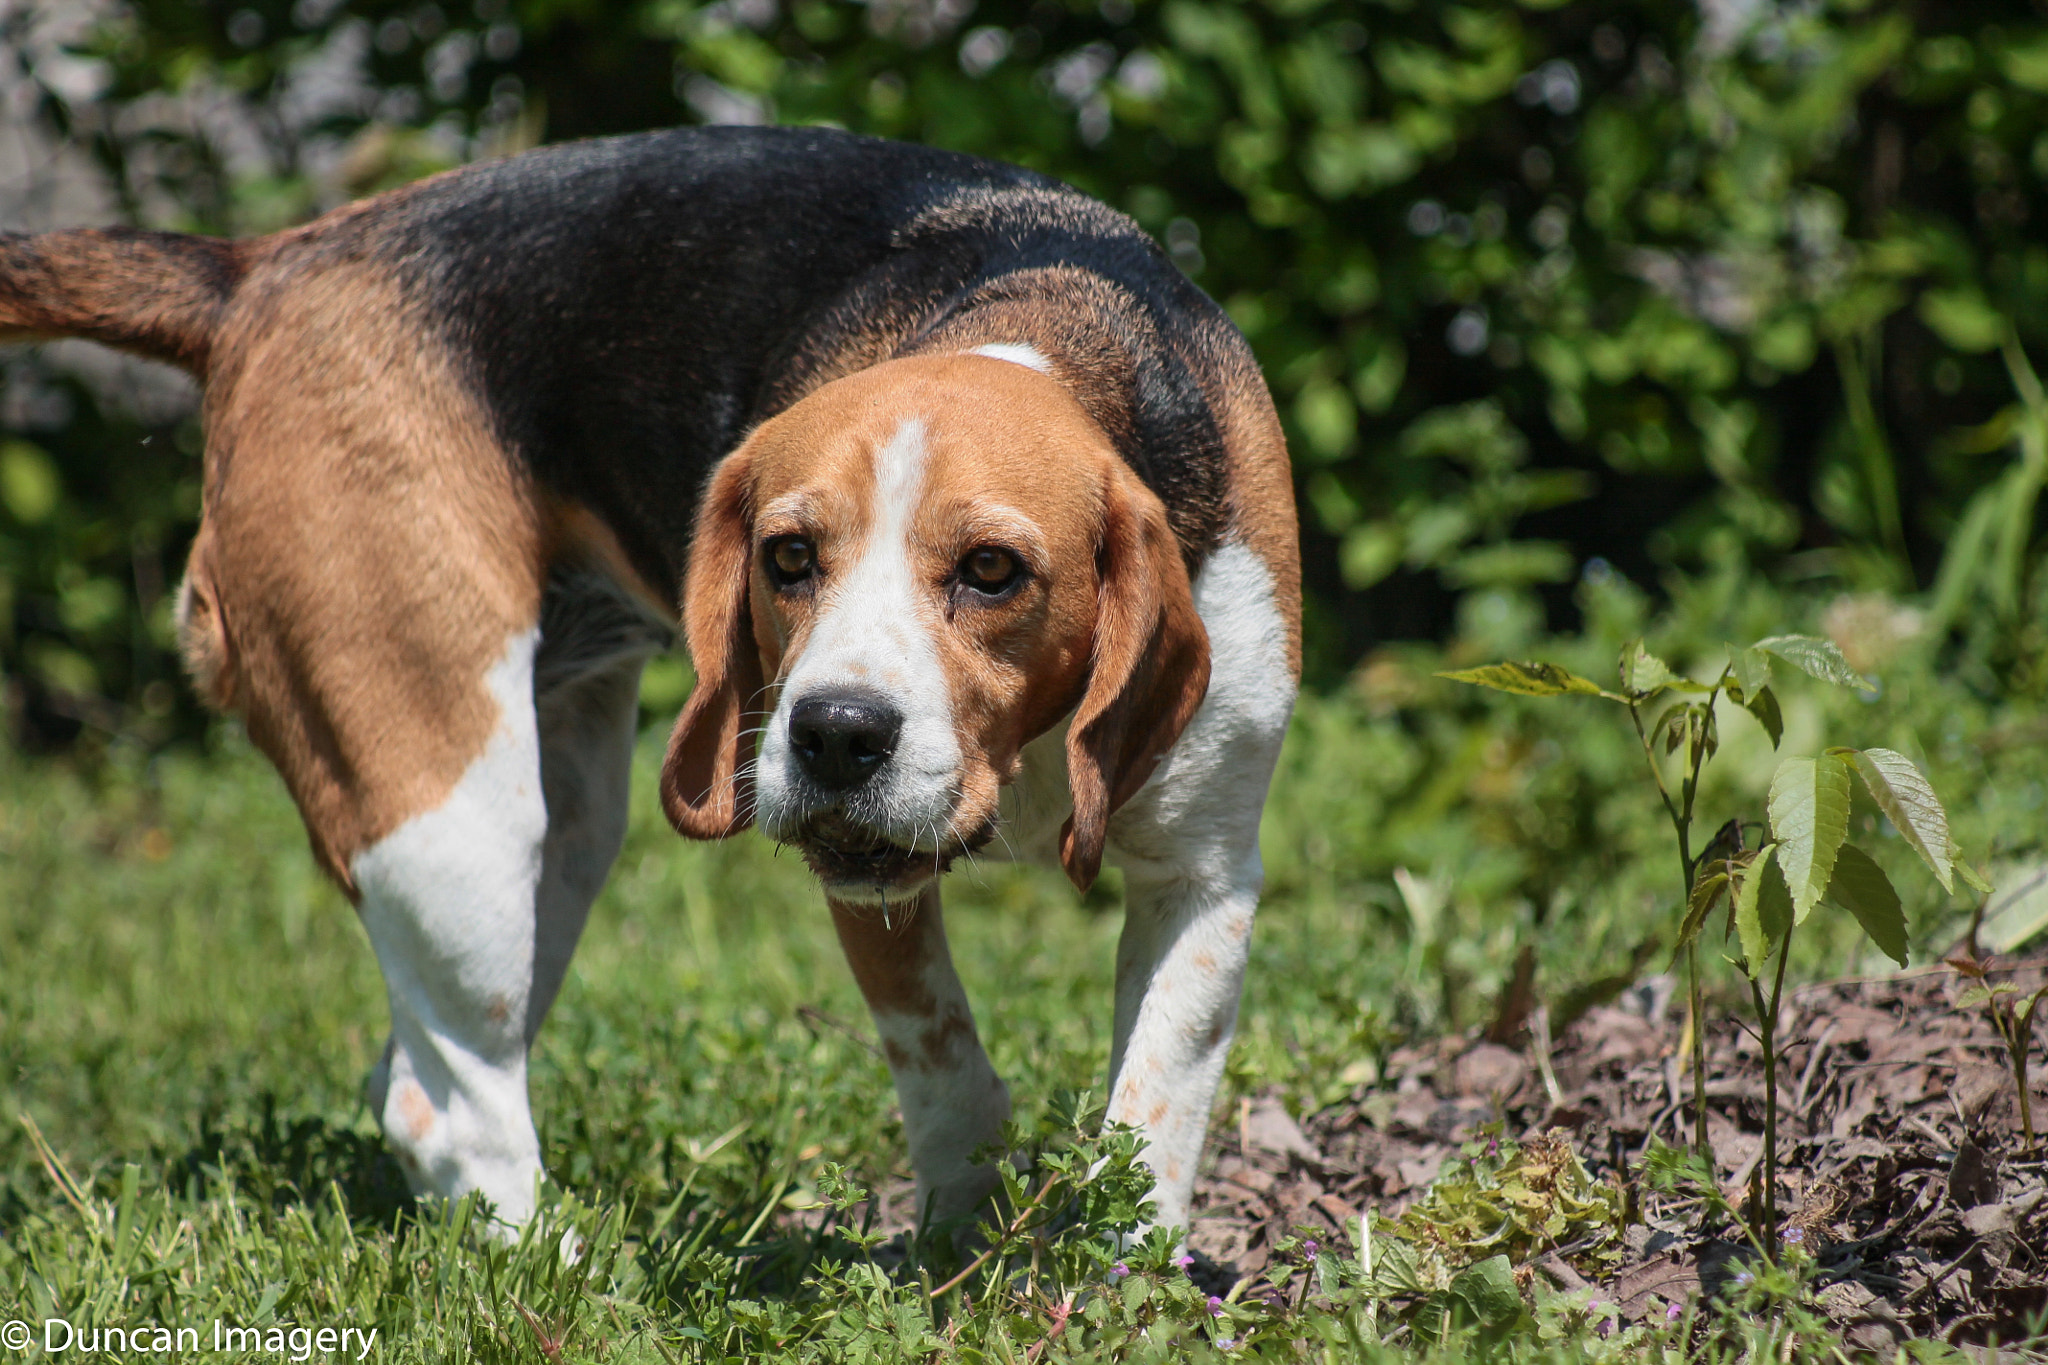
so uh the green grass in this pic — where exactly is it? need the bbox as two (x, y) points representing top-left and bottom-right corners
(3, 575), (2040, 1360)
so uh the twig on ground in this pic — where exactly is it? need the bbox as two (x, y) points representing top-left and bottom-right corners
(928, 1173), (1066, 1299)
(1902, 1241), (1979, 1308)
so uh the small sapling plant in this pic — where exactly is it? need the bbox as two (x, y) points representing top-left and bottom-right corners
(1444, 635), (1982, 1256)
(1946, 952), (2048, 1152)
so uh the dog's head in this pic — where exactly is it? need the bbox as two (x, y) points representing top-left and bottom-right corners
(660, 352), (1209, 899)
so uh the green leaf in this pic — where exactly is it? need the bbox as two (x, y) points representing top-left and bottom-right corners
(1698, 818), (1744, 869)
(1849, 748), (1954, 893)
(1743, 685), (1784, 749)
(1620, 639), (1677, 694)
(1732, 844), (1791, 973)
(2001, 31), (2048, 92)
(1758, 846), (1794, 947)
(1443, 541), (1576, 588)
(2022, 985), (2048, 1037)
(1770, 754), (1853, 922)
(1656, 703), (1687, 754)
(1732, 644), (1773, 698)
(1955, 984), (2011, 1011)
(1828, 844), (1909, 966)
(1436, 661), (1610, 698)
(1676, 870), (1728, 954)
(1447, 1255), (1523, 1330)
(0, 440), (60, 524)
(1693, 702), (1719, 766)
(1917, 288), (2004, 354)
(1754, 635), (1871, 690)
(1955, 854), (1993, 896)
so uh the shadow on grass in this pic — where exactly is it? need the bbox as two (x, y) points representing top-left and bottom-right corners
(168, 1097), (416, 1227)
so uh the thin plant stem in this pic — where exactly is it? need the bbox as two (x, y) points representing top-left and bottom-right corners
(1684, 959), (1708, 1162)
(1998, 986), (2046, 1151)
(927, 1173), (1065, 1299)
(1677, 712), (1708, 1166)
(1627, 700), (1682, 831)
(2018, 1023), (2037, 1152)
(1635, 676), (1732, 1167)
(1629, 699), (1714, 1162)
(1681, 678), (1734, 1167)
(2021, 1039), (2037, 1152)
(1747, 923), (1794, 1260)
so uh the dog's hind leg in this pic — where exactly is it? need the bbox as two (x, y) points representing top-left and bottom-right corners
(352, 573), (665, 1228)
(525, 569), (671, 1043)
(349, 628), (556, 1227)
(180, 262), (594, 1228)
(352, 579), (661, 1226)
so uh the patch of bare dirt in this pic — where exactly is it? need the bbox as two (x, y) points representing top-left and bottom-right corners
(1189, 956), (2048, 1350)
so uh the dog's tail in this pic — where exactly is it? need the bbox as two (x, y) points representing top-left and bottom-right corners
(0, 227), (241, 374)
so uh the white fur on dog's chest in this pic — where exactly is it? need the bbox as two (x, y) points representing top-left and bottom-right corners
(991, 719), (1074, 864)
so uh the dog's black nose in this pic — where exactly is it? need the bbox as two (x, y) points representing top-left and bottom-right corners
(788, 695), (903, 791)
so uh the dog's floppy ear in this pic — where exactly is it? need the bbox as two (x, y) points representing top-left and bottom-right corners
(663, 445), (765, 839)
(1060, 461), (1211, 890)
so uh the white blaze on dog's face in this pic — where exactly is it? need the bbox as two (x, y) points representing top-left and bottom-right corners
(667, 354), (1134, 899)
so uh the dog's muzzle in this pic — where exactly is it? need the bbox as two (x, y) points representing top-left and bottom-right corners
(770, 689), (931, 895)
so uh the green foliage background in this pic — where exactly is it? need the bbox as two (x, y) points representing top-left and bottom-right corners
(6, 0), (2048, 740)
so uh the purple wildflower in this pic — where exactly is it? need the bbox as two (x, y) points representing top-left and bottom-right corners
(1783, 1226), (1805, 1244)
(1112, 1262), (1130, 1279)
(1302, 1239), (1320, 1258)
(1666, 1302), (1683, 1322)
(1207, 1295), (1225, 1318)
(1596, 1319), (1613, 1339)
(1216, 1340), (1236, 1351)
(1175, 1253), (1195, 1271)
(1734, 1271), (1754, 1289)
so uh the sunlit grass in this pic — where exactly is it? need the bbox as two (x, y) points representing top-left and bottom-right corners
(2, 594), (2036, 1357)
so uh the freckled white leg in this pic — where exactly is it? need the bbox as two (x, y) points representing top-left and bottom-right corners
(357, 633), (650, 1228)
(1104, 857), (1262, 1232)
(356, 630), (550, 1226)
(1101, 540), (1296, 1232)
(830, 885), (1011, 1231)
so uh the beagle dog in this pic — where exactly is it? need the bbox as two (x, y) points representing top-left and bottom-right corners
(0, 126), (1300, 1235)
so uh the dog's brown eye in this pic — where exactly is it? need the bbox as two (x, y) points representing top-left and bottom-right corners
(959, 547), (1022, 596)
(767, 536), (815, 585)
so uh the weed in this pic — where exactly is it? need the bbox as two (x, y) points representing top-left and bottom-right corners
(1445, 636), (1982, 1255)
(1370, 1128), (1627, 1295)
(1946, 952), (2048, 1151)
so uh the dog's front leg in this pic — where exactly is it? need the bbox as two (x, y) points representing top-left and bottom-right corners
(1103, 854), (1261, 1235)
(830, 885), (1010, 1232)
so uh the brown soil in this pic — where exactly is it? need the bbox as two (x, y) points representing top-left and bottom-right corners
(1187, 955), (2048, 1351)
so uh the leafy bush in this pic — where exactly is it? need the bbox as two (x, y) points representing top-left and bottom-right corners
(8, 0), (2048, 736)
